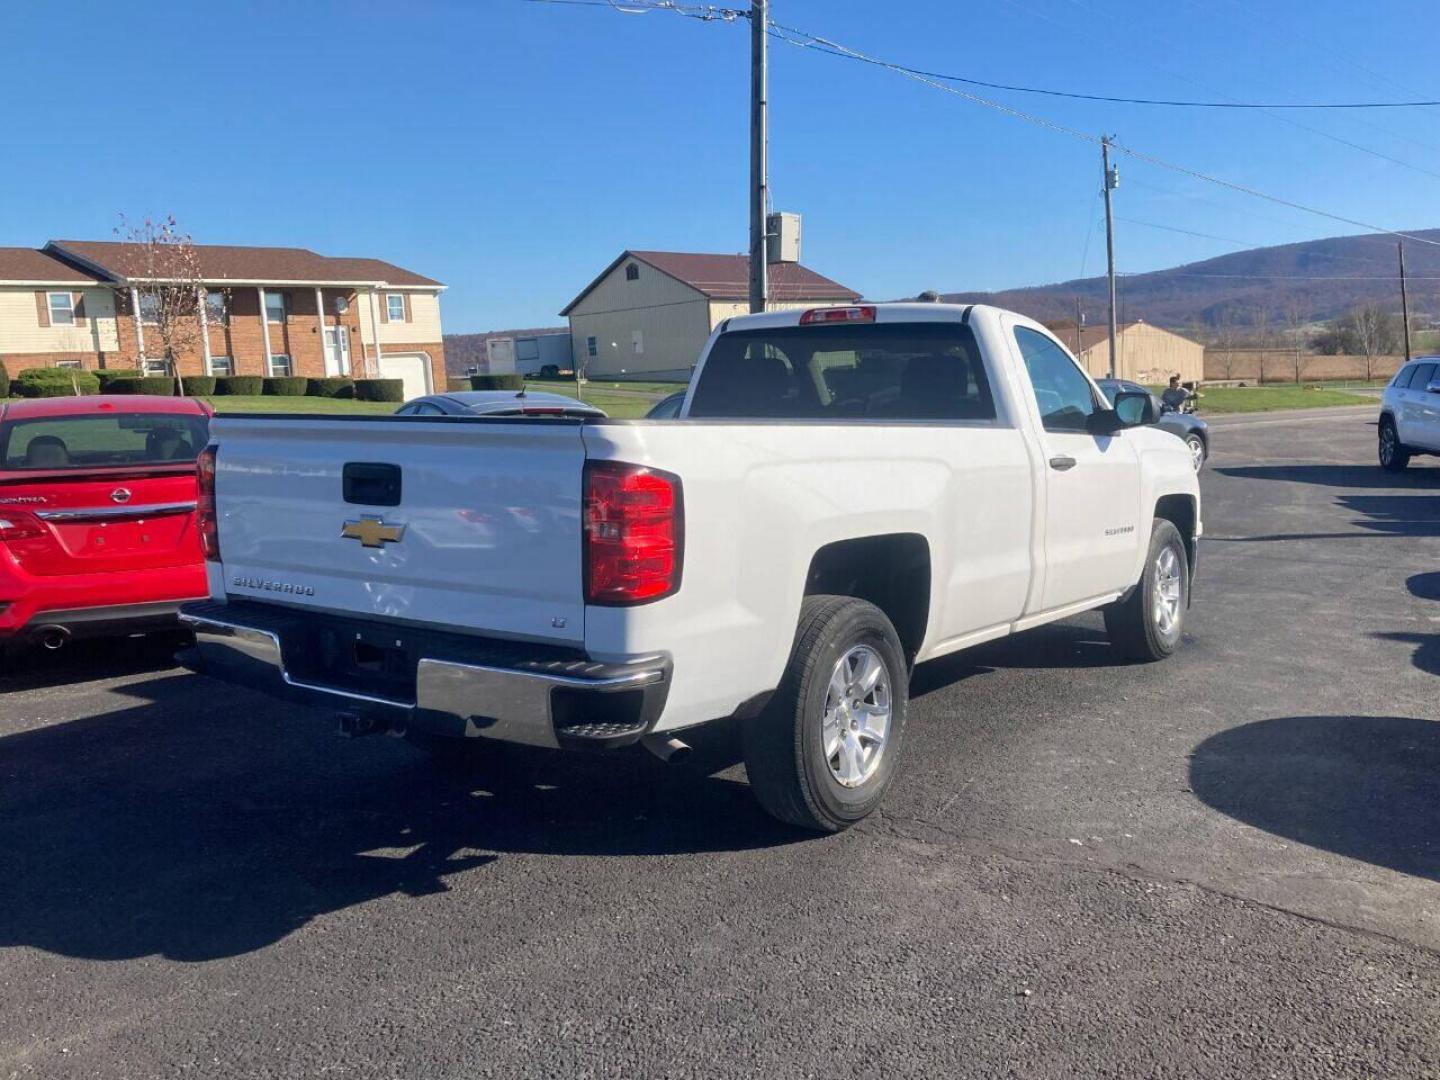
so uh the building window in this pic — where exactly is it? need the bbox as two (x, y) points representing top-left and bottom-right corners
(269, 354), (293, 377)
(143, 358), (170, 376)
(264, 290), (287, 324)
(205, 290), (228, 325)
(47, 292), (74, 326)
(387, 293), (406, 322)
(586, 336), (598, 358)
(208, 355), (233, 376)
(625, 263), (639, 281)
(139, 293), (161, 325)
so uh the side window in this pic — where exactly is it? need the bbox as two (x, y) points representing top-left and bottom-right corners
(1013, 327), (1098, 433)
(1409, 362), (1436, 390)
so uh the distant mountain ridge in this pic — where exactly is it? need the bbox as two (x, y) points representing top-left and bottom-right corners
(936, 228), (1440, 329)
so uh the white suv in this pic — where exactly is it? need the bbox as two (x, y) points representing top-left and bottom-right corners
(1379, 356), (1440, 471)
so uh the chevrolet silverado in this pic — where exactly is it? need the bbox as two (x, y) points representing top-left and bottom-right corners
(181, 303), (1200, 831)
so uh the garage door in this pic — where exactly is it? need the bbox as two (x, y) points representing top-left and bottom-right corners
(379, 353), (432, 401)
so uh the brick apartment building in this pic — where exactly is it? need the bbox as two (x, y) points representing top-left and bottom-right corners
(0, 241), (447, 398)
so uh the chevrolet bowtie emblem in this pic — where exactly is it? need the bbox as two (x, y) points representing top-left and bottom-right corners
(341, 516), (406, 549)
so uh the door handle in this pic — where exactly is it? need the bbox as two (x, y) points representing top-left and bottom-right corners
(1049, 455), (1077, 471)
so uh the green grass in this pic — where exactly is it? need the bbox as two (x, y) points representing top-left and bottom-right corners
(573, 391), (657, 419)
(1190, 386), (1374, 414)
(203, 395), (397, 415)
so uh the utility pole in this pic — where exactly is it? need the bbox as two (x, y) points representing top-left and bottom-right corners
(1399, 241), (1413, 363)
(1101, 136), (1119, 380)
(748, 0), (768, 314)
(1073, 297), (1083, 356)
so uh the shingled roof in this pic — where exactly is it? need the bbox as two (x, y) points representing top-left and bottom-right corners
(562, 249), (859, 314)
(0, 247), (100, 284)
(42, 240), (441, 287)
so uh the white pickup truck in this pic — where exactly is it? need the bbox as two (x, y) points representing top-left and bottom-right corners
(181, 303), (1200, 831)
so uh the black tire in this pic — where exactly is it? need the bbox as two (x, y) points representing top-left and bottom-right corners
(742, 595), (908, 832)
(1379, 415), (1410, 472)
(1184, 433), (1207, 473)
(1104, 519), (1189, 662)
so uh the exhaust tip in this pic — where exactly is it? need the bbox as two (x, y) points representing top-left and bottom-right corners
(37, 627), (69, 651)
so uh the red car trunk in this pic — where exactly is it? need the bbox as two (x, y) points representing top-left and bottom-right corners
(0, 469), (200, 575)
(0, 395), (212, 640)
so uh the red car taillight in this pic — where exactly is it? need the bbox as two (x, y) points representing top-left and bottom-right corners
(0, 512), (45, 543)
(197, 444), (220, 561)
(584, 461), (682, 605)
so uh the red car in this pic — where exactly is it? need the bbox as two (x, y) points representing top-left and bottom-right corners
(0, 394), (212, 650)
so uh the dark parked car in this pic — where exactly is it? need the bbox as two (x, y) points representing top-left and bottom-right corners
(646, 391), (686, 419)
(1097, 379), (1209, 472)
(395, 390), (606, 419)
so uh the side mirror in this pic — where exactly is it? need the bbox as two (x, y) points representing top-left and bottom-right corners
(1113, 389), (1156, 426)
(1426, 381), (1440, 394)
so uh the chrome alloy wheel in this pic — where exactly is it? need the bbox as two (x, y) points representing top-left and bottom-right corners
(1153, 544), (1183, 638)
(1187, 435), (1205, 472)
(821, 644), (892, 788)
(1380, 422), (1397, 466)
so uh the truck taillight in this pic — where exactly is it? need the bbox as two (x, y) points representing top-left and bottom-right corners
(799, 305), (876, 325)
(0, 512), (45, 543)
(197, 444), (220, 561)
(584, 461), (682, 605)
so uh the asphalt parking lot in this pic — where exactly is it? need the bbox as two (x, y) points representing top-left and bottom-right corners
(2, 406), (1437, 1079)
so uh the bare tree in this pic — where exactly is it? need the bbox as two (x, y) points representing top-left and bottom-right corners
(1283, 296), (1308, 383)
(1214, 306), (1238, 381)
(113, 216), (217, 395)
(1351, 302), (1403, 382)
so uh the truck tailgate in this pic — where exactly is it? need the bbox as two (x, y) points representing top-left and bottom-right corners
(211, 417), (587, 644)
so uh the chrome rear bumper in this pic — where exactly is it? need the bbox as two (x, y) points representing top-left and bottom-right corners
(178, 601), (670, 750)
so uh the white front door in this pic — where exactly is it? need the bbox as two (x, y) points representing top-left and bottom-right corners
(1009, 322), (1143, 612)
(324, 326), (351, 376)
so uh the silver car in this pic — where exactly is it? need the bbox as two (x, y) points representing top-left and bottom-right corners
(1379, 356), (1440, 472)
(395, 390), (606, 419)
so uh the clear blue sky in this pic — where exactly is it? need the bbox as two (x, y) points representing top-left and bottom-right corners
(3, 0), (1438, 332)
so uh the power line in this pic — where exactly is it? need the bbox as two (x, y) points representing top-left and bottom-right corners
(774, 37), (1440, 109)
(1009, 0), (1440, 183)
(1116, 217), (1253, 247)
(526, 0), (1440, 251)
(526, 0), (1440, 108)
(762, 20), (1440, 248)
(1120, 271), (1440, 281)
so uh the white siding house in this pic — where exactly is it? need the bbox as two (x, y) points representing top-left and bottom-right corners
(561, 250), (860, 380)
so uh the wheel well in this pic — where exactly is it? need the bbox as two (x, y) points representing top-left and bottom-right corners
(1154, 494), (1197, 570)
(804, 534), (930, 663)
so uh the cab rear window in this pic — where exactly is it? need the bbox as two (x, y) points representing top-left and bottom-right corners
(0, 414), (210, 470)
(688, 322), (994, 421)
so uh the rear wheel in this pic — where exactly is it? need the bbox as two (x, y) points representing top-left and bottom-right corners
(1379, 416), (1410, 472)
(1104, 519), (1188, 662)
(742, 595), (908, 832)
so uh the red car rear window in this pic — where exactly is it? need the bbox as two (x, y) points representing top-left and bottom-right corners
(0, 413), (210, 471)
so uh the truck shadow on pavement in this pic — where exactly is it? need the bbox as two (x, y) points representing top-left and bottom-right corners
(1189, 715), (1440, 882)
(0, 674), (793, 963)
(911, 621), (1122, 698)
(0, 634), (188, 692)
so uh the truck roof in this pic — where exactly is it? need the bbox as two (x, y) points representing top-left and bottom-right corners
(717, 301), (993, 334)
(0, 394), (213, 420)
